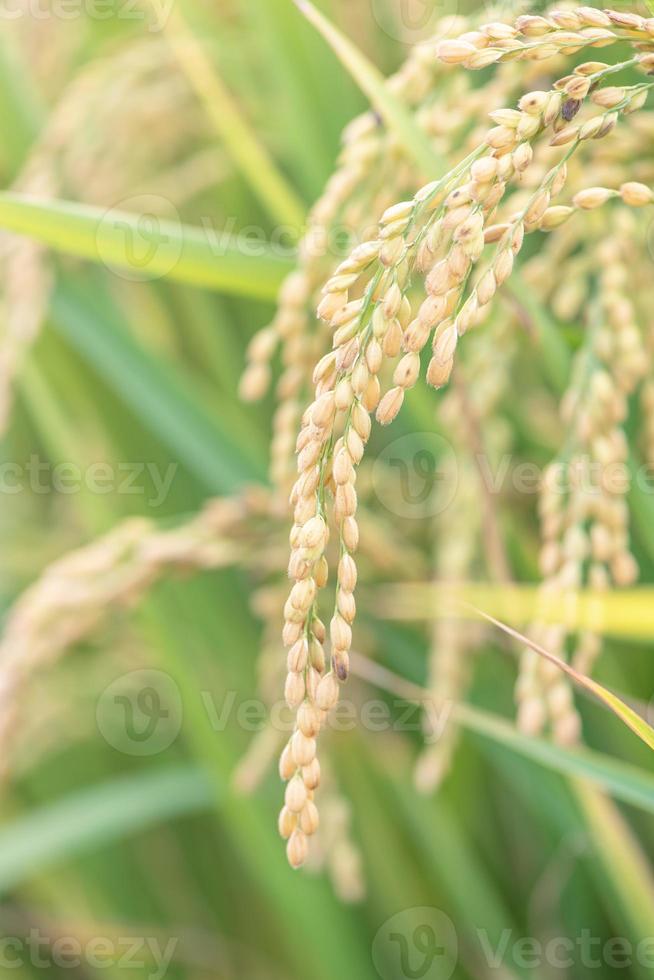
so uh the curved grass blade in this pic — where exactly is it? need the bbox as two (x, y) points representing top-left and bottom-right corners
(0, 192), (293, 301)
(293, 0), (444, 176)
(470, 606), (654, 752)
(0, 767), (214, 894)
(350, 653), (654, 815)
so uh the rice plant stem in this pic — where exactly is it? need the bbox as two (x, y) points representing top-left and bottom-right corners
(159, 4), (306, 230)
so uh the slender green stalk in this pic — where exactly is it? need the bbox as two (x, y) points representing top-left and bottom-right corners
(159, 3), (307, 230)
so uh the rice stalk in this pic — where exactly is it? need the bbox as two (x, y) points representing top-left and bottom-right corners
(275, 7), (654, 867)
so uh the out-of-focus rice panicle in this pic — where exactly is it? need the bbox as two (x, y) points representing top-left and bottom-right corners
(0, 40), (221, 435)
(0, 493), (273, 775)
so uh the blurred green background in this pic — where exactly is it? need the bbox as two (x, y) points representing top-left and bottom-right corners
(0, 1), (653, 979)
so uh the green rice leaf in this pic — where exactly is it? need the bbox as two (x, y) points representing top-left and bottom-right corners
(52, 276), (264, 491)
(0, 192), (293, 301)
(161, 4), (307, 229)
(506, 272), (571, 391)
(294, 0), (445, 176)
(471, 607), (654, 752)
(368, 580), (654, 639)
(351, 653), (654, 815)
(572, 781), (654, 955)
(0, 767), (214, 894)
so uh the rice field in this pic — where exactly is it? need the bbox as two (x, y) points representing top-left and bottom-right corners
(0, 1), (654, 978)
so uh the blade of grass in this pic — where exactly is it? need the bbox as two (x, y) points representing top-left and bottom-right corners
(337, 734), (526, 979)
(294, 0), (445, 177)
(245, 0), (334, 195)
(468, 607), (654, 752)
(387, 785), (528, 979)
(453, 707), (654, 814)
(572, 781), (654, 954)
(0, 193), (293, 301)
(0, 766), (214, 894)
(51, 275), (265, 491)
(506, 273), (571, 392)
(159, 3), (306, 229)
(16, 356), (113, 527)
(350, 653), (654, 815)
(488, 750), (654, 980)
(366, 579), (654, 639)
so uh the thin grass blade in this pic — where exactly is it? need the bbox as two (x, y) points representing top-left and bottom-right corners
(367, 580), (654, 639)
(160, 3), (306, 228)
(52, 276), (265, 491)
(469, 606), (654, 751)
(351, 653), (654, 815)
(294, 0), (444, 176)
(0, 767), (214, 894)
